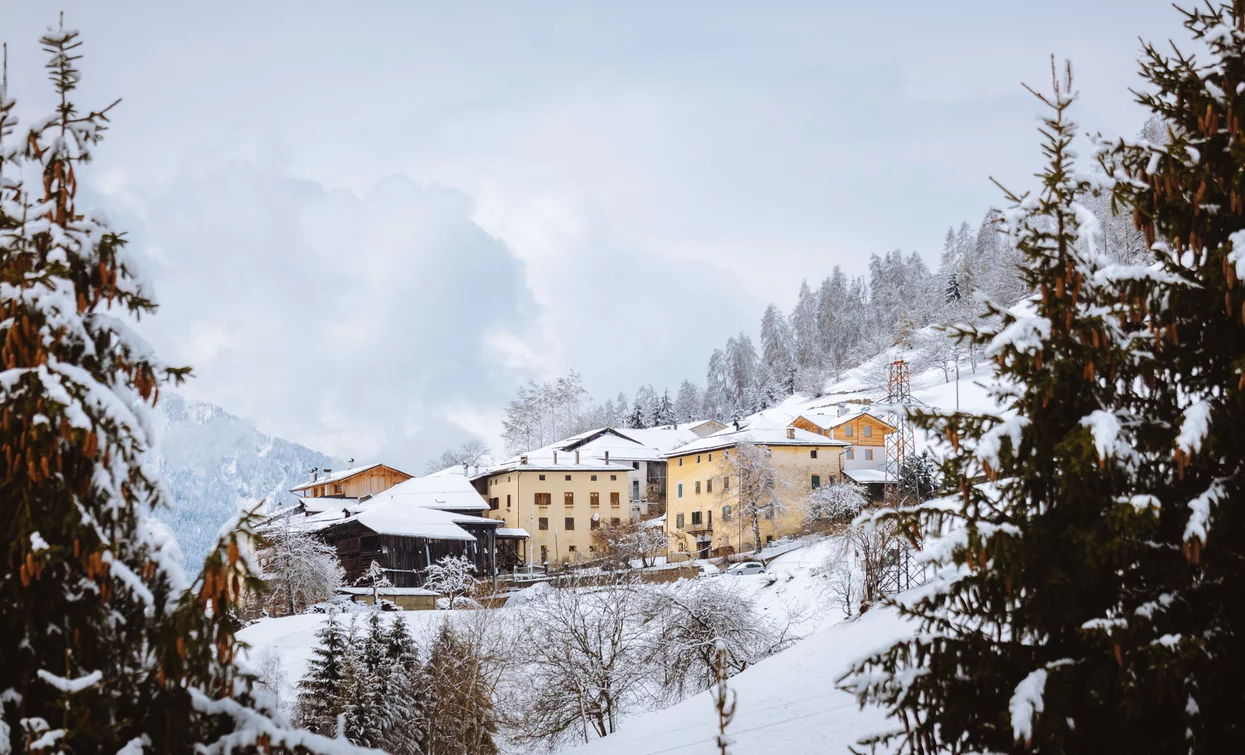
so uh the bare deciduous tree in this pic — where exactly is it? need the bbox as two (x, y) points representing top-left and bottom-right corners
(261, 517), (345, 615)
(425, 553), (478, 608)
(718, 442), (788, 553)
(804, 480), (867, 527)
(511, 577), (655, 749)
(591, 520), (668, 568)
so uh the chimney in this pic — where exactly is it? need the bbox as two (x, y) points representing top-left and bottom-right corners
(786, 427), (795, 440)
(310, 467), (319, 482)
(733, 419), (740, 431)
(553, 451), (558, 464)
(463, 463), (469, 476)
(838, 403), (848, 417)
(604, 451), (610, 464)
(575, 450), (580, 464)
(520, 455), (529, 465)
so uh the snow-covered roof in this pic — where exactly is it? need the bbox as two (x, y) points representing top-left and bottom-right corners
(844, 468), (892, 484)
(663, 423), (849, 457)
(480, 443), (635, 477)
(288, 462), (411, 493)
(346, 499), (499, 541)
(364, 474), (489, 513)
(496, 528), (530, 538)
(338, 586), (437, 597)
(299, 496), (358, 513)
(797, 409), (891, 431)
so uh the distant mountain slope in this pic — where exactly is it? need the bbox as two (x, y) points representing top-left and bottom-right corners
(154, 393), (339, 571)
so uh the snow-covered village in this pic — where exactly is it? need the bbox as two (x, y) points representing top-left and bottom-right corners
(2, 2), (1245, 754)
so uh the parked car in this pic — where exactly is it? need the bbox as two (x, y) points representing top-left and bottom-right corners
(726, 561), (766, 576)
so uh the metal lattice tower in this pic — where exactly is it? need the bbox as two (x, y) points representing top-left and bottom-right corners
(884, 359), (918, 508)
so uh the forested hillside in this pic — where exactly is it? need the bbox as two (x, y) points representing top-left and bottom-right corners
(155, 393), (339, 569)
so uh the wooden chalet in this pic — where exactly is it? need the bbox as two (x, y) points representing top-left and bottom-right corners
(287, 471), (527, 589)
(289, 463), (413, 500)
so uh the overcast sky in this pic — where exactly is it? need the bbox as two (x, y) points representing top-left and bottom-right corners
(2, 1), (1176, 469)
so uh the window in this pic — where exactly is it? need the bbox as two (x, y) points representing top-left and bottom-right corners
(811, 475), (821, 490)
(676, 513), (685, 529)
(633, 461), (640, 470)
(610, 474), (617, 481)
(564, 492), (574, 506)
(678, 541), (686, 552)
(706, 478), (713, 493)
(691, 511), (702, 526)
(708, 452), (713, 461)
(490, 497), (500, 510)
(723, 476), (730, 491)
(565, 474), (572, 481)
(863, 425), (872, 437)
(610, 492), (620, 506)
(844, 425), (854, 437)
(766, 535), (774, 545)
(539, 474), (546, 481)
(568, 545), (577, 553)
(723, 505), (732, 521)
(591, 474), (598, 481)
(678, 458), (683, 466)
(611, 517), (621, 526)
(632, 480), (640, 500)
(506, 494), (511, 508)
(764, 508), (775, 520)
(695, 480), (702, 495)
(538, 517), (549, 531)
(845, 448), (854, 460)
(540, 545), (548, 561)
(565, 517), (575, 531)
(591, 518), (600, 530)
(865, 449), (874, 461)
(678, 483), (684, 498)
(590, 492), (600, 507)
(535, 492), (552, 506)
(697, 455), (702, 464)
(810, 449), (818, 459)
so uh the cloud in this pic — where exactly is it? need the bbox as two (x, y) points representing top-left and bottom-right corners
(102, 161), (541, 471)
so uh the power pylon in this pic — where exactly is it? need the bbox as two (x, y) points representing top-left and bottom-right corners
(884, 359), (918, 508)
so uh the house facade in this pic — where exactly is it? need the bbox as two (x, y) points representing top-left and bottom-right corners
(663, 424), (849, 560)
(473, 449), (633, 566)
(792, 408), (895, 471)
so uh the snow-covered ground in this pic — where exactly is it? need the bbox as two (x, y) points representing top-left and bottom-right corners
(557, 605), (912, 755)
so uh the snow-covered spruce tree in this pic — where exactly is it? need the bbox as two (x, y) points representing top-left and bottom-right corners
(293, 611), (353, 736)
(342, 612), (394, 748)
(425, 621), (499, 755)
(841, 61), (1175, 752)
(383, 616), (430, 755)
(1094, 3), (1245, 746)
(0, 24), (366, 755)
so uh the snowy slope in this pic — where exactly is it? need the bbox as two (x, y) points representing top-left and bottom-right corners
(154, 392), (339, 570)
(558, 605), (912, 755)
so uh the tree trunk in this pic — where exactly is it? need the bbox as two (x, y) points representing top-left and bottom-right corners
(752, 514), (762, 554)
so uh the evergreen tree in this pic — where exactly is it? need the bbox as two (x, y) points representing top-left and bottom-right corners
(1094, 2), (1245, 745)
(673, 380), (702, 422)
(760, 303), (796, 395)
(343, 612), (395, 748)
(384, 616), (431, 755)
(703, 349), (730, 419)
(790, 280), (820, 377)
(652, 389), (676, 427)
(0, 23), (357, 755)
(842, 61), (1167, 752)
(295, 612), (353, 736)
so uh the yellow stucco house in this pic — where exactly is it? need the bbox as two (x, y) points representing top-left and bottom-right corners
(663, 423), (849, 560)
(473, 447), (633, 566)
